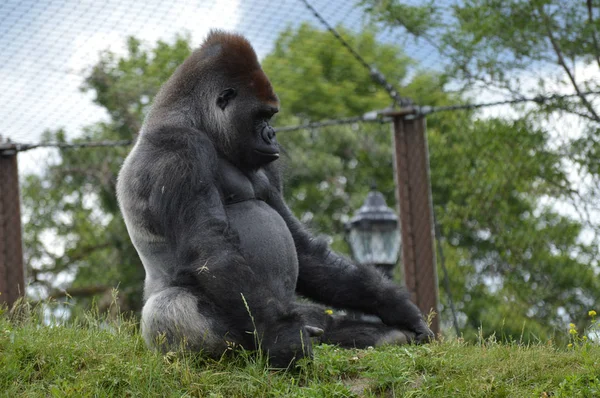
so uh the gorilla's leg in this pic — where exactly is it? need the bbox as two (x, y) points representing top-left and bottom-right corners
(295, 302), (416, 348)
(321, 317), (416, 348)
(141, 287), (229, 357)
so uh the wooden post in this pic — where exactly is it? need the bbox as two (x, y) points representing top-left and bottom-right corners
(391, 112), (440, 335)
(0, 142), (25, 308)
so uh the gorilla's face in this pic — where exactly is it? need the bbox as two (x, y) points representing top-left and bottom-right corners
(216, 86), (280, 169)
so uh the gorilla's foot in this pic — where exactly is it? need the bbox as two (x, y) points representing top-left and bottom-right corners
(141, 287), (229, 357)
(375, 329), (416, 346)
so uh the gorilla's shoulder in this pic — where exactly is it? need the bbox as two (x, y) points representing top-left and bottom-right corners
(133, 126), (219, 180)
(142, 126), (217, 156)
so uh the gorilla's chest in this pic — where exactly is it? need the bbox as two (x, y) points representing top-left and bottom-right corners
(218, 159), (298, 293)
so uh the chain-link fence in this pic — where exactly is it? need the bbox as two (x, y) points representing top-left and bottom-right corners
(2, 0), (600, 339)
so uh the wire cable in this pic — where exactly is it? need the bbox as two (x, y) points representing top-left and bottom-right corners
(7, 90), (599, 153)
(434, 212), (461, 337)
(299, 0), (411, 107)
(422, 90), (600, 115)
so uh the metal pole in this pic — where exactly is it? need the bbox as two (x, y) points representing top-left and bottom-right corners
(0, 143), (25, 308)
(392, 113), (440, 335)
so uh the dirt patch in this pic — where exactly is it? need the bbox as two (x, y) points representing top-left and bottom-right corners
(343, 377), (372, 396)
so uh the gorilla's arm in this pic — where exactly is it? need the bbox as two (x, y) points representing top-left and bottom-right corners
(142, 129), (303, 346)
(264, 171), (432, 341)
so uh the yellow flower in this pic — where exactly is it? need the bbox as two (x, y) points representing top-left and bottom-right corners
(569, 323), (576, 329)
(324, 309), (333, 315)
(567, 343), (573, 348)
(589, 310), (597, 317)
(569, 328), (578, 335)
(583, 336), (588, 341)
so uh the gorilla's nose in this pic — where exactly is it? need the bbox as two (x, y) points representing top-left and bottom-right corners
(262, 126), (276, 143)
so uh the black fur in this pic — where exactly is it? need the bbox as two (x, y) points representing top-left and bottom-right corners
(117, 30), (432, 369)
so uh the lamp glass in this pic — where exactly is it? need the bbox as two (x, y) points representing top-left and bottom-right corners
(348, 224), (400, 265)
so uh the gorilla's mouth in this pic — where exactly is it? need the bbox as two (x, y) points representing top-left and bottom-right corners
(254, 148), (280, 159)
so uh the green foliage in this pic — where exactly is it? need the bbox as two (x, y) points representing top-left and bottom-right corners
(263, 24), (600, 340)
(83, 36), (193, 136)
(429, 117), (600, 339)
(360, 0), (439, 37)
(361, 0), (600, 189)
(262, 24), (413, 120)
(1, 304), (599, 397)
(262, 24), (460, 252)
(361, 0), (600, 91)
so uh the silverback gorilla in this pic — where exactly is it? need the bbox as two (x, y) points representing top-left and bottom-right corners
(117, 30), (433, 368)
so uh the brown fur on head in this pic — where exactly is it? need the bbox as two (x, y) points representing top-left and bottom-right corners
(147, 30), (279, 136)
(205, 30), (278, 107)
(156, 30), (277, 106)
(199, 30), (278, 105)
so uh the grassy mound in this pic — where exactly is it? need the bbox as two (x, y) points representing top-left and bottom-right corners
(1, 301), (598, 397)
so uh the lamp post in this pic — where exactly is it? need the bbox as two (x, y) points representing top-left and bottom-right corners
(346, 189), (400, 278)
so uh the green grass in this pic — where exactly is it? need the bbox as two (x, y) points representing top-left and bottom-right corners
(1, 303), (599, 397)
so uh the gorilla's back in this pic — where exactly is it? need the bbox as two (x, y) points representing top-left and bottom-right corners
(117, 141), (179, 299)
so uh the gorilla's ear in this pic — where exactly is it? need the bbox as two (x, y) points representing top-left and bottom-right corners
(217, 88), (237, 110)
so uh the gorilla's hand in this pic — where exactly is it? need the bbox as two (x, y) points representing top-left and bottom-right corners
(377, 323), (432, 346)
(413, 320), (435, 344)
(261, 320), (319, 369)
(377, 298), (435, 344)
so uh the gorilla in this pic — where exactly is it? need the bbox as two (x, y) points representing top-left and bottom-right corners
(117, 30), (433, 368)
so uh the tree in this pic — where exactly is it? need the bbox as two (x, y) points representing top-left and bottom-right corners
(263, 23), (600, 340)
(361, 0), (600, 235)
(360, 0), (600, 337)
(262, 24), (460, 252)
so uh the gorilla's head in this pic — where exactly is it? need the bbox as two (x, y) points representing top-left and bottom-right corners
(150, 30), (280, 169)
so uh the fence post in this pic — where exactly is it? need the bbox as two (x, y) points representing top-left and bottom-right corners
(0, 142), (25, 308)
(389, 110), (440, 335)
